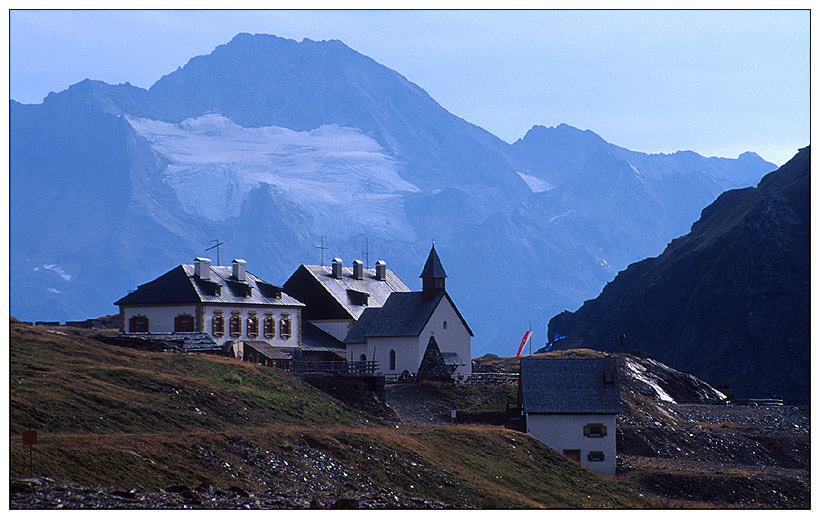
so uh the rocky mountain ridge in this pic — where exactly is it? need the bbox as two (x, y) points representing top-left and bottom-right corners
(548, 147), (810, 403)
(10, 33), (776, 355)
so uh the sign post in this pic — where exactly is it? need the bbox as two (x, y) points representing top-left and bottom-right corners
(22, 430), (37, 477)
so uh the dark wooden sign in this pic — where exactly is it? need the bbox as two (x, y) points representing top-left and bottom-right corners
(22, 430), (37, 446)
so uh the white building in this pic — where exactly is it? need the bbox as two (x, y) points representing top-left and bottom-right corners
(115, 258), (304, 352)
(282, 257), (411, 342)
(519, 357), (621, 476)
(343, 245), (473, 380)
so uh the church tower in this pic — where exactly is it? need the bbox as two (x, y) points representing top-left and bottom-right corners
(420, 243), (447, 301)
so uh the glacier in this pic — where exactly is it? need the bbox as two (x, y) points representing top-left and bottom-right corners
(127, 114), (420, 240)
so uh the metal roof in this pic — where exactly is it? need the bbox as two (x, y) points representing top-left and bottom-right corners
(301, 321), (346, 352)
(115, 264), (305, 308)
(298, 264), (411, 320)
(520, 357), (621, 414)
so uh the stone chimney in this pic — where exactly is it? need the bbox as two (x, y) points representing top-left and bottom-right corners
(352, 259), (364, 280)
(375, 260), (386, 281)
(232, 258), (247, 281)
(331, 258), (343, 279)
(194, 257), (211, 280)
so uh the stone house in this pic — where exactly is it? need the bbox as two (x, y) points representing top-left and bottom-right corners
(519, 356), (621, 476)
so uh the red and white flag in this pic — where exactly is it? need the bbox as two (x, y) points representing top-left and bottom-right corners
(515, 330), (533, 358)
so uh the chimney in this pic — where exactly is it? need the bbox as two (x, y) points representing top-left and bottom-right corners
(194, 257), (211, 280)
(352, 259), (364, 280)
(232, 258), (247, 281)
(375, 260), (386, 281)
(603, 356), (614, 384)
(331, 258), (343, 279)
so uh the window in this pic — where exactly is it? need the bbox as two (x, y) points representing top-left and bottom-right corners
(264, 314), (275, 338)
(583, 423), (607, 438)
(247, 313), (259, 337)
(389, 349), (396, 371)
(443, 320), (448, 330)
(212, 313), (224, 336)
(174, 314), (195, 332)
(129, 315), (149, 333)
(280, 314), (292, 339)
(587, 451), (605, 462)
(562, 449), (581, 463)
(360, 354), (367, 362)
(229, 314), (242, 336)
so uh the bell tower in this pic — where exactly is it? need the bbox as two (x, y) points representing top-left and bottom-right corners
(420, 243), (447, 301)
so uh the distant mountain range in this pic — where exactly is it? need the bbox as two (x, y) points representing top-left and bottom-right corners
(548, 147), (809, 403)
(10, 33), (776, 355)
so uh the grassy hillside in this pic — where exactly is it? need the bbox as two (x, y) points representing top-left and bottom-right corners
(9, 321), (649, 508)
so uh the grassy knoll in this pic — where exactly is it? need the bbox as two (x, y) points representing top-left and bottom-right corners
(9, 321), (649, 508)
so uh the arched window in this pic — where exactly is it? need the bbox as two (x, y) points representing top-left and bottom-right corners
(129, 315), (149, 333)
(443, 320), (448, 330)
(360, 354), (367, 362)
(389, 349), (396, 371)
(174, 314), (195, 332)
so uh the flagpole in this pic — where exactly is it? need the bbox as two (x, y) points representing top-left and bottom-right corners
(528, 321), (532, 356)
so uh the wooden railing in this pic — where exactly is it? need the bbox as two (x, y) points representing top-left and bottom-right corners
(465, 372), (520, 384)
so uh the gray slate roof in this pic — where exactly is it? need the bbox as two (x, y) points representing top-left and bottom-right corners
(115, 264), (304, 308)
(242, 341), (294, 360)
(296, 264), (411, 320)
(520, 357), (621, 414)
(344, 290), (473, 343)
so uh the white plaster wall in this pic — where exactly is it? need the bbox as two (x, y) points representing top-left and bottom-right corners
(418, 297), (473, 378)
(346, 342), (368, 362)
(123, 305), (197, 333)
(123, 304), (300, 348)
(525, 413), (617, 476)
(201, 305), (300, 347)
(311, 319), (353, 342)
(365, 336), (419, 375)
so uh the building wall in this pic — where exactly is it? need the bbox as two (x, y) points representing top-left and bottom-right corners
(122, 304), (300, 348)
(363, 336), (420, 375)
(418, 296), (472, 378)
(122, 305), (197, 334)
(525, 413), (617, 476)
(311, 319), (353, 342)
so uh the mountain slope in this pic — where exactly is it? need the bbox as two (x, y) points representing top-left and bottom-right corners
(548, 147), (810, 403)
(10, 33), (775, 355)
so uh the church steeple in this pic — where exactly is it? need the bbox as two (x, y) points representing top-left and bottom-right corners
(420, 243), (447, 300)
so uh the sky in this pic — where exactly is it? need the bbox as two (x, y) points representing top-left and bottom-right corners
(8, 9), (810, 166)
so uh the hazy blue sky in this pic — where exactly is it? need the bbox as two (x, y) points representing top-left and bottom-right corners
(9, 9), (809, 166)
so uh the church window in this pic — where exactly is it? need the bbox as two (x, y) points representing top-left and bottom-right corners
(247, 313), (259, 337)
(212, 312), (224, 336)
(129, 315), (149, 333)
(443, 320), (448, 330)
(229, 314), (242, 336)
(264, 314), (275, 338)
(174, 314), (195, 333)
(389, 349), (396, 371)
(360, 354), (367, 362)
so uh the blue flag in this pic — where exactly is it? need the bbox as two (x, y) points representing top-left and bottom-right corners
(553, 333), (567, 342)
(543, 342), (553, 352)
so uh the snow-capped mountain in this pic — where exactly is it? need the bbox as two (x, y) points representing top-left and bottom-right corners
(9, 33), (775, 355)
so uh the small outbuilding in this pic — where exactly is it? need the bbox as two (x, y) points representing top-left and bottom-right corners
(519, 356), (621, 476)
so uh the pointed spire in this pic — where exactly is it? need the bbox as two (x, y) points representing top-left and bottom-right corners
(420, 242), (447, 279)
(420, 243), (446, 300)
